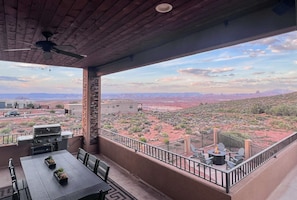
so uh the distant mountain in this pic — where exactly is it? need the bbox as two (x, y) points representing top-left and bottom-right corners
(0, 89), (294, 101)
(0, 93), (82, 100)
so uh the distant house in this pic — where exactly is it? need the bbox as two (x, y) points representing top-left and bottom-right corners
(101, 100), (139, 114)
(2, 100), (35, 109)
(64, 104), (83, 116)
(0, 102), (5, 109)
(64, 100), (140, 116)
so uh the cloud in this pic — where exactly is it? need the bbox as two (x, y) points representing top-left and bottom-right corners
(243, 49), (266, 57)
(243, 66), (253, 70)
(178, 67), (234, 77)
(0, 76), (27, 82)
(252, 72), (265, 75)
(157, 76), (183, 82)
(267, 31), (297, 53)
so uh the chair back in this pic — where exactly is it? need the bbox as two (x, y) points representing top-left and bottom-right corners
(77, 148), (89, 165)
(86, 154), (99, 174)
(190, 144), (197, 152)
(12, 181), (20, 200)
(9, 158), (17, 182)
(97, 160), (110, 182)
(9, 158), (14, 168)
(218, 143), (226, 151)
(238, 148), (244, 156)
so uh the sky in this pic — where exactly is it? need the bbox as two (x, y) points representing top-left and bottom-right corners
(1, 30), (297, 94)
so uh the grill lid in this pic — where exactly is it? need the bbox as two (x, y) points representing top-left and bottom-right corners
(33, 124), (61, 138)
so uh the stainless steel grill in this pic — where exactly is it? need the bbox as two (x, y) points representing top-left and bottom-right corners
(31, 124), (62, 155)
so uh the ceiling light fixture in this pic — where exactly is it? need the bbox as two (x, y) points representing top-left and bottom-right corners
(155, 3), (173, 13)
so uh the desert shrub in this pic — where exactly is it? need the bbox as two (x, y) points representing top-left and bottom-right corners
(129, 126), (142, 133)
(139, 137), (147, 143)
(267, 105), (297, 116)
(163, 138), (169, 145)
(160, 132), (168, 137)
(103, 124), (114, 130)
(0, 128), (11, 134)
(49, 110), (55, 114)
(185, 127), (193, 135)
(154, 125), (162, 132)
(26, 122), (35, 127)
(0, 122), (9, 128)
(26, 103), (35, 109)
(269, 120), (292, 130)
(55, 104), (64, 109)
(250, 103), (271, 114)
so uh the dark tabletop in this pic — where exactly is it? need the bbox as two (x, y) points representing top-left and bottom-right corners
(20, 150), (111, 200)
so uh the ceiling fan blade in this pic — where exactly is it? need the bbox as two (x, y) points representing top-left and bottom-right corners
(55, 45), (76, 51)
(52, 46), (86, 59)
(3, 48), (31, 52)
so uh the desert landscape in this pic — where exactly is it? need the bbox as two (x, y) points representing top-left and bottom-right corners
(1, 92), (297, 151)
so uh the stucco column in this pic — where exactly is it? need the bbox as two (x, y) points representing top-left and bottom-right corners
(213, 128), (219, 145)
(82, 68), (100, 153)
(184, 135), (191, 155)
(244, 139), (252, 159)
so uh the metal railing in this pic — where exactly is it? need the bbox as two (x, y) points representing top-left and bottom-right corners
(0, 133), (31, 145)
(100, 129), (297, 193)
(225, 132), (297, 192)
(0, 128), (83, 145)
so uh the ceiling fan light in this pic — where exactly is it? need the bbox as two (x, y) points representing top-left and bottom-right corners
(155, 3), (173, 13)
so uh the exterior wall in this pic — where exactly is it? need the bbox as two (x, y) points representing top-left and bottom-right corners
(231, 141), (297, 200)
(99, 136), (297, 200)
(64, 104), (82, 116)
(64, 100), (139, 116)
(101, 100), (139, 114)
(99, 136), (231, 200)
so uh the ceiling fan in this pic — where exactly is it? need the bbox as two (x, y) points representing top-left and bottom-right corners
(3, 31), (86, 60)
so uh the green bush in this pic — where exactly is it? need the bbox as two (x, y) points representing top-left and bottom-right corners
(267, 105), (297, 116)
(250, 103), (271, 114)
(55, 104), (64, 109)
(139, 137), (147, 143)
(0, 128), (11, 134)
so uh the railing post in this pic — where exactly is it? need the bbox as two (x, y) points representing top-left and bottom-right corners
(226, 172), (230, 193)
(245, 139), (252, 159)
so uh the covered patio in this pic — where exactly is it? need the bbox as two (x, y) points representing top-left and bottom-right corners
(0, 0), (297, 200)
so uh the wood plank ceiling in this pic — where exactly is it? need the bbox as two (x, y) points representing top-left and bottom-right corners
(0, 0), (294, 75)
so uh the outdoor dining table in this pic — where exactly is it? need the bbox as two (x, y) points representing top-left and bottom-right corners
(20, 150), (111, 200)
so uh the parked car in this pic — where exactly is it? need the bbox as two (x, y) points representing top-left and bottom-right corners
(4, 111), (20, 117)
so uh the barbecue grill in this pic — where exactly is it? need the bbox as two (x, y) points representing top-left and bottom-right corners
(31, 124), (62, 155)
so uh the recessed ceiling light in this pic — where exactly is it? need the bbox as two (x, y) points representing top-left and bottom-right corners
(155, 3), (173, 13)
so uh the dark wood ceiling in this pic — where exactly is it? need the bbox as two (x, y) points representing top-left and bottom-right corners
(0, 0), (296, 75)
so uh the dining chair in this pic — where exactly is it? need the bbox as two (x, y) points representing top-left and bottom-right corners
(12, 180), (31, 200)
(96, 160), (110, 182)
(86, 153), (99, 174)
(77, 148), (89, 165)
(8, 158), (31, 200)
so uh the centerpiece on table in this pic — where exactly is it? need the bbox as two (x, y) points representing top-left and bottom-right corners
(44, 156), (56, 169)
(54, 168), (68, 185)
